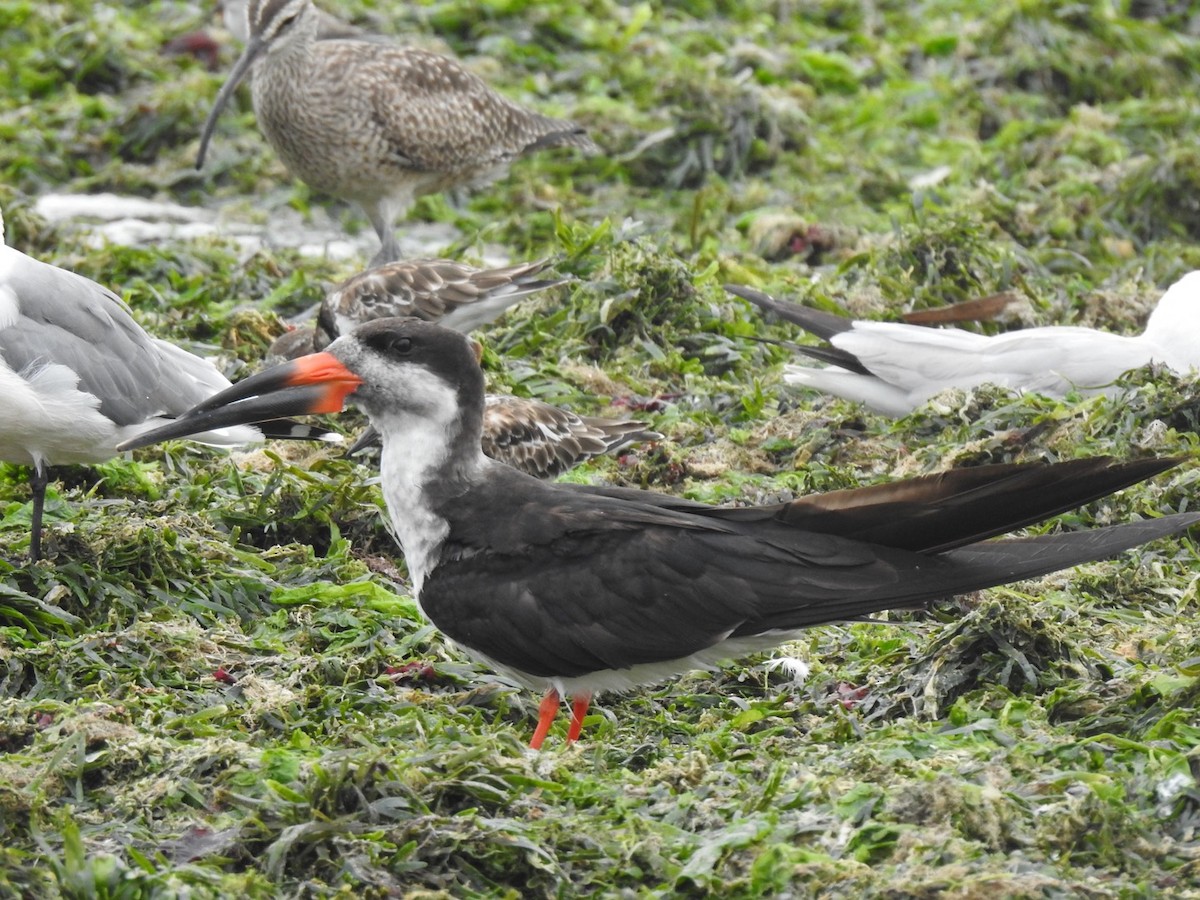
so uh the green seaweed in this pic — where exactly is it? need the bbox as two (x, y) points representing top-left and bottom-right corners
(2, 0), (1200, 896)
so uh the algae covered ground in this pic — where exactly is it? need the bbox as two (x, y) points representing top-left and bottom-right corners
(2, 0), (1200, 896)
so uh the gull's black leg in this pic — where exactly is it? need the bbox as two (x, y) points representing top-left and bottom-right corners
(29, 462), (48, 562)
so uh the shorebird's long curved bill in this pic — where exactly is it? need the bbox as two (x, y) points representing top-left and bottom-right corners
(117, 353), (363, 451)
(197, 36), (266, 169)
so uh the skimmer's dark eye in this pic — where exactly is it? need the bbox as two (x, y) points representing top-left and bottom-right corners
(363, 323), (418, 357)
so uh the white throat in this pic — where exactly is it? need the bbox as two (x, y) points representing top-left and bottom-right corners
(371, 383), (485, 597)
(376, 413), (452, 597)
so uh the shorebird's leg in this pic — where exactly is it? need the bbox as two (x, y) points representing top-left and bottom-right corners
(364, 201), (403, 266)
(529, 690), (560, 750)
(566, 692), (592, 744)
(29, 462), (48, 562)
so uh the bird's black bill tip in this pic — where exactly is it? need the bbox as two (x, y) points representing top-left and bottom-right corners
(117, 383), (345, 452)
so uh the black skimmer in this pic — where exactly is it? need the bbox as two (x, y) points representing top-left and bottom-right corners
(118, 318), (1200, 747)
(729, 274), (1200, 416)
(197, 0), (598, 265)
(0, 209), (336, 561)
(266, 257), (568, 362)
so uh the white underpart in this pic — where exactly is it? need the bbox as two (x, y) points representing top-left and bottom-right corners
(0, 284), (20, 329)
(784, 272), (1200, 416)
(0, 352), (263, 468)
(784, 365), (915, 417)
(0, 361), (112, 467)
(372, 364), (485, 597)
(470, 629), (819, 697)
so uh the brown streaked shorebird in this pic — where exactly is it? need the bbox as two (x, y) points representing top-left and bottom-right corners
(198, 0), (599, 265)
(266, 257), (569, 361)
(120, 318), (1199, 748)
(475, 394), (660, 480)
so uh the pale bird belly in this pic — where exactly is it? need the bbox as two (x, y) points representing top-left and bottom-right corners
(0, 407), (120, 467)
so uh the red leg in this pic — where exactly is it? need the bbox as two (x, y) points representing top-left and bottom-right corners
(566, 692), (592, 744)
(529, 690), (560, 750)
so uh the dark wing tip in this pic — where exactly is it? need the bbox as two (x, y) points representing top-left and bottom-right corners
(726, 284), (855, 340)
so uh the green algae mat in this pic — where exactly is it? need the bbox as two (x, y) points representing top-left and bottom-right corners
(2, 1), (1200, 896)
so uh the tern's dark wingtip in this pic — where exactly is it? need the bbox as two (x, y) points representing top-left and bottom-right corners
(724, 284), (766, 300)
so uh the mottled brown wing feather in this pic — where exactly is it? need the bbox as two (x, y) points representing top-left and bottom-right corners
(368, 48), (593, 172)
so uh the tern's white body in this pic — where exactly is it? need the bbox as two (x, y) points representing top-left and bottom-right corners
(0, 239), (262, 473)
(0, 338), (256, 467)
(783, 272), (1200, 415)
(0, 207), (333, 559)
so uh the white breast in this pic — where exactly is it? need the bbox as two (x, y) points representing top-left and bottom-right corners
(379, 420), (452, 597)
(372, 372), (472, 596)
